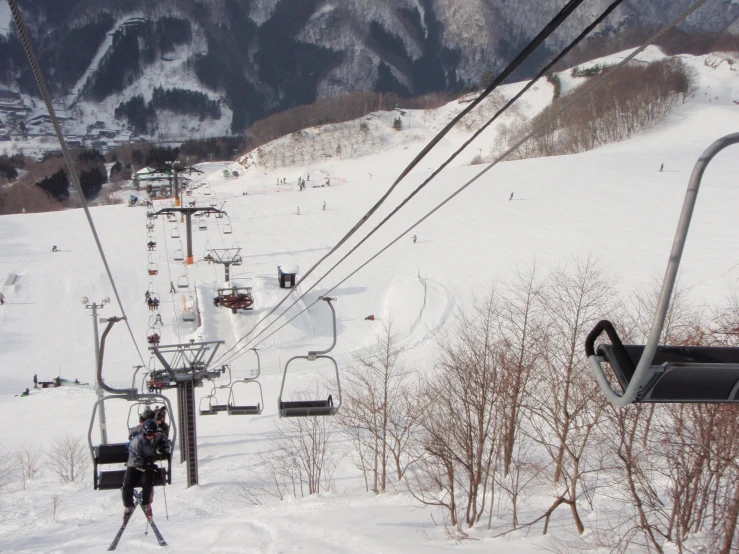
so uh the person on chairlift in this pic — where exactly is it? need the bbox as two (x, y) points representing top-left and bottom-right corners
(122, 419), (170, 521)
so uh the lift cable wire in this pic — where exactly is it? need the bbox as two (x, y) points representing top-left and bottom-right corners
(211, 0), (589, 366)
(218, 0), (710, 364)
(7, 0), (147, 367)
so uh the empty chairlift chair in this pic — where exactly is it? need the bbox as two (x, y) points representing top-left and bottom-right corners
(177, 275), (189, 289)
(227, 349), (264, 415)
(223, 223), (233, 235)
(278, 297), (342, 417)
(171, 227), (180, 239)
(173, 249), (184, 262)
(199, 220), (207, 231)
(585, 133), (739, 405)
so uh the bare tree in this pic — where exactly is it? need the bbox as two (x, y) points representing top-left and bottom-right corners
(339, 317), (420, 492)
(0, 443), (13, 498)
(254, 416), (339, 500)
(15, 443), (42, 490)
(408, 291), (508, 529)
(46, 432), (90, 484)
(524, 258), (613, 535)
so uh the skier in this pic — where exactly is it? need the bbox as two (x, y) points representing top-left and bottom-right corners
(297, 206), (301, 215)
(169, 282), (176, 294)
(33, 374), (38, 389)
(0, 292), (4, 305)
(322, 201), (326, 211)
(364, 314), (375, 321)
(155, 410), (169, 437)
(659, 163), (664, 172)
(51, 245), (58, 252)
(147, 240), (156, 251)
(129, 408), (155, 439)
(509, 192), (514, 201)
(154, 314), (163, 326)
(144, 290), (151, 303)
(122, 419), (170, 520)
(412, 234), (417, 244)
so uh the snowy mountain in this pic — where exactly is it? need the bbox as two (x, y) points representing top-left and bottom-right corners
(0, 0), (737, 143)
(0, 47), (738, 552)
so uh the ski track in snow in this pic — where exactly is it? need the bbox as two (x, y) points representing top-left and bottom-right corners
(0, 49), (739, 552)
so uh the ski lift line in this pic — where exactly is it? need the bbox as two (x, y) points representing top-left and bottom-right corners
(7, 0), (147, 368)
(209, 1), (591, 365)
(215, 0), (712, 367)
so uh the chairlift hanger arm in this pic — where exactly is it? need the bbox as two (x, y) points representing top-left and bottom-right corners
(97, 316), (138, 399)
(308, 297), (337, 357)
(587, 132), (739, 406)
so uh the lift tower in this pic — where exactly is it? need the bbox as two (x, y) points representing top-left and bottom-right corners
(154, 207), (226, 264)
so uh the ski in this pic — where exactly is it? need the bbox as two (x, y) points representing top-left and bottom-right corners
(134, 490), (167, 547)
(107, 499), (140, 551)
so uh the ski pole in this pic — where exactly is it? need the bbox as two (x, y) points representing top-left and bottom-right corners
(160, 467), (169, 520)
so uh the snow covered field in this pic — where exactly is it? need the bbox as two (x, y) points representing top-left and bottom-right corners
(0, 49), (739, 552)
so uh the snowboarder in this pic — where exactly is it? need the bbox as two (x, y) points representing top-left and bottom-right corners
(51, 245), (58, 252)
(509, 192), (514, 201)
(322, 201), (326, 211)
(154, 314), (163, 326)
(297, 206), (301, 215)
(364, 314), (375, 321)
(20, 388), (30, 397)
(412, 234), (417, 244)
(122, 419), (170, 520)
(33, 374), (38, 389)
(659, 163), (664, 172)
(0, 292), (4, 305)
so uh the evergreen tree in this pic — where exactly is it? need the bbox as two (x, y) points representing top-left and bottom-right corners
(36, 169), (69, 201)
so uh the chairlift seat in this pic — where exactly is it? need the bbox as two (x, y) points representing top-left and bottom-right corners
(211, 403), (228, 413)
(93, 443), (171, 490)
(228, 403), (262, 415)
(278, 396), (337, 417)
(588, 320), (739, 403)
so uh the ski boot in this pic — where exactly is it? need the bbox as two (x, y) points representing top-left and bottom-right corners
(123, 506), (135, 521)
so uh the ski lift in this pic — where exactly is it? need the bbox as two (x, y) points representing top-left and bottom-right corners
(227, 349), (263, 415)
(278, 297), (342, 417)
(146, 239), (157, 251)
(198, 383), (218, 416)
(223, 224), (233, 235)
(147, 327), (161, 345)
(173, 249), (184, 261)
(177, 275), (189, 289)
(146, 221), (154, 231)
(90, 397), (175, 491)
(586, 133), (739, 405)
(166, 212), (176, 222)
(89, 366), (175, 492)
(146, 293), (160, 311)
(147, 262), (159, 276)
(171, 227), (180, 239)
(210, 366), (231, 413)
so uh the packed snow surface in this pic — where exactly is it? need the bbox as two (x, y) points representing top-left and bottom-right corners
(1, 49), (739, 552)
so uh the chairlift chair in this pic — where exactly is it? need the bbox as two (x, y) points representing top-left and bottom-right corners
(228, 349), (263, 415)
(147, 262), (159, 276)
(209, 200), (217, 207)
(199, 220), (208, 230)
(223, 224), (233, 235)
(204, 189), (211, 196)
(147, 327), (161, 345)
(586, 133), (739, 405)
(90, 393), (175, 491)
(199, 394), (217, 416)
(215, 211), (224, 219)
(173, 249), (184, 261)
(278, 297), (342, 417)
(171, 227), (180, 239)
(177, 275), (189, 289)
(167, 212), (176, 222)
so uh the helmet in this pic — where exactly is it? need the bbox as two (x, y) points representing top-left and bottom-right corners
(142, 408), (155, 420)
(142, 420), (158, 434)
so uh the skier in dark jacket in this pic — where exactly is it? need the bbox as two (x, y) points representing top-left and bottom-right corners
(122, 419), (170, 519)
